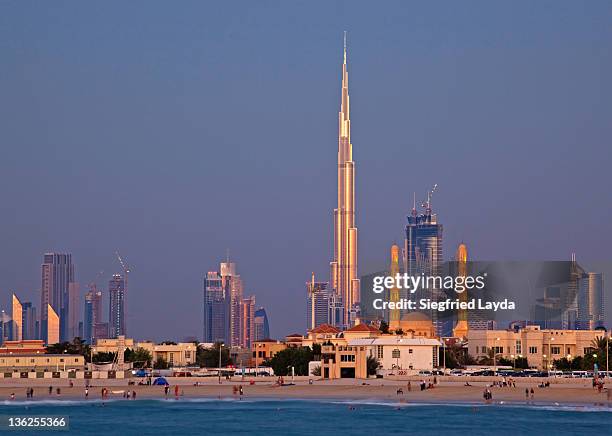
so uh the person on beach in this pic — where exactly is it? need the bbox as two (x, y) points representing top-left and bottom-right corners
(10, 393), (15, 400)
(174, 385), (179, 399)
(407, 381), (411, 392)
(239, 385), (244, 399)
(530, 388), (534, 399)
(132, 390), (136, 399)
(85, 388), (89, 398)
(525, 388), (529, 399)
(56, 387), (61, 396)
(164, 385), (169, 398)
(49, 385), (53, 395)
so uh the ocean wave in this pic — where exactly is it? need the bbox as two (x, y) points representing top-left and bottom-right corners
(327, 398), (612, 413)
(0, 398), (119, 406)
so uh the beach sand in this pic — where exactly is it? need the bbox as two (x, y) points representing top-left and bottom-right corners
(1, 378), (611, 405)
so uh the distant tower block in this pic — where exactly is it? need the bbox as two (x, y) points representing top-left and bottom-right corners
(453, 243), (469, 339)
(389, 244), (401, 330)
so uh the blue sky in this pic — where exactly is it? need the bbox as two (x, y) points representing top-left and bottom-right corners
(1, 1), (611, 339)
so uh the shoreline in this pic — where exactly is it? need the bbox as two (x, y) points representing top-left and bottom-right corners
(0, 380), (610, 406)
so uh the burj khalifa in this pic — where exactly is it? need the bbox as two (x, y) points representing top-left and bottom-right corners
(330, 33), (359, 328)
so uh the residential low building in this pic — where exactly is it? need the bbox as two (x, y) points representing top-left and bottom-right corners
(467, 325), (605, 369)
(349, 336), (441, 371)
(137, 342), (197, 367)
(93, 337), (135, 354)
(0, 340), (46, 355)
(92, 338), (196, 367)
(251, 339), (286, 367)
(0, 354), (85, 372)
(320, 343), (368, 379)
(284, 334), (304, 348)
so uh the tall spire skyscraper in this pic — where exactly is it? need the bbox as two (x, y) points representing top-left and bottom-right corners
(330, 32), (359, 328)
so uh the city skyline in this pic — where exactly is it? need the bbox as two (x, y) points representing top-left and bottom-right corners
(2, 2), (612, 340)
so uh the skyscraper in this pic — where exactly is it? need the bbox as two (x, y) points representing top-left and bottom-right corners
(11, 294), (22, 341)
(253, 307), (270, 341)
(46, 304), (60, 345)
(108, 274), (126, 338)
(67, 282), (80, 341)
(40, 253), (75, 342)
(0, 310), (11, 344)
(203, 271), (230, 343)
(577, 272), (605, 330)
(240, 295), (256, 348)
(221, 261), (243, 347)
(330, 33), (359, 329)
(22, 301), (36, 340)
(307, 274), (331, 330)
(404, 191), (443, 277)
(404, 191), (445, 335)
(84, 287), (103, 344)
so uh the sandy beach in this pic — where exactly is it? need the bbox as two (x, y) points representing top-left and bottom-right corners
(1, 378), (611, 406)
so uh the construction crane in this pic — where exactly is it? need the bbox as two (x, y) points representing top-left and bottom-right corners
(115, 251), (131, 297)
(87, 270), (104, 292)
(421, 183), (438, 211)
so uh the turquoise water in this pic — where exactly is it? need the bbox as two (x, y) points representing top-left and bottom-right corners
(0, 398), (610, 435)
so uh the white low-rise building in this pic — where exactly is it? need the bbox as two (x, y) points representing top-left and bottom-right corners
(348, 336), (441, 371)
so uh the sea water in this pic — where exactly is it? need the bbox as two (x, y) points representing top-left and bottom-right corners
(0, 398), (610, 435)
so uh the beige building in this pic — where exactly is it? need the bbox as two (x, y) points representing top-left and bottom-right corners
(394, 312), (437, 338)
(349, 336), (441, 371)
(468, 325), (605, 369)
(92, 338), (196, 367)
(312, 322), (440, 378)
(251, 339), (287, 366)
(137, 342), (196, 367)
(93, 337), (136, 353)
(320, 343), (368, 379)
(0, 353), (85, 372)
(0, 340), (46, 355)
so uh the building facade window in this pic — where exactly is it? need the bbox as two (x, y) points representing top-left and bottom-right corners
(392, 349), (400, 359)
(377, 346), (383, 359)
(529, 346), (537, 354)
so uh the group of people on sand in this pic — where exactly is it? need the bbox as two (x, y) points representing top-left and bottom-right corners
(492, 378), (516, 388)
(48, 386), (61, 395)
(122, 390), (137, 399)
(419, 380), (434, 391)
(232, 385), (244, 398)
(593, 378), (606, 393)
(483, 388), (493, 401)
(163, 384), (183, 399)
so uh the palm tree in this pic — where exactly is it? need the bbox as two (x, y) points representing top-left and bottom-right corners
(591, 336), (609, 353)
(366, 355), (380, 376)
